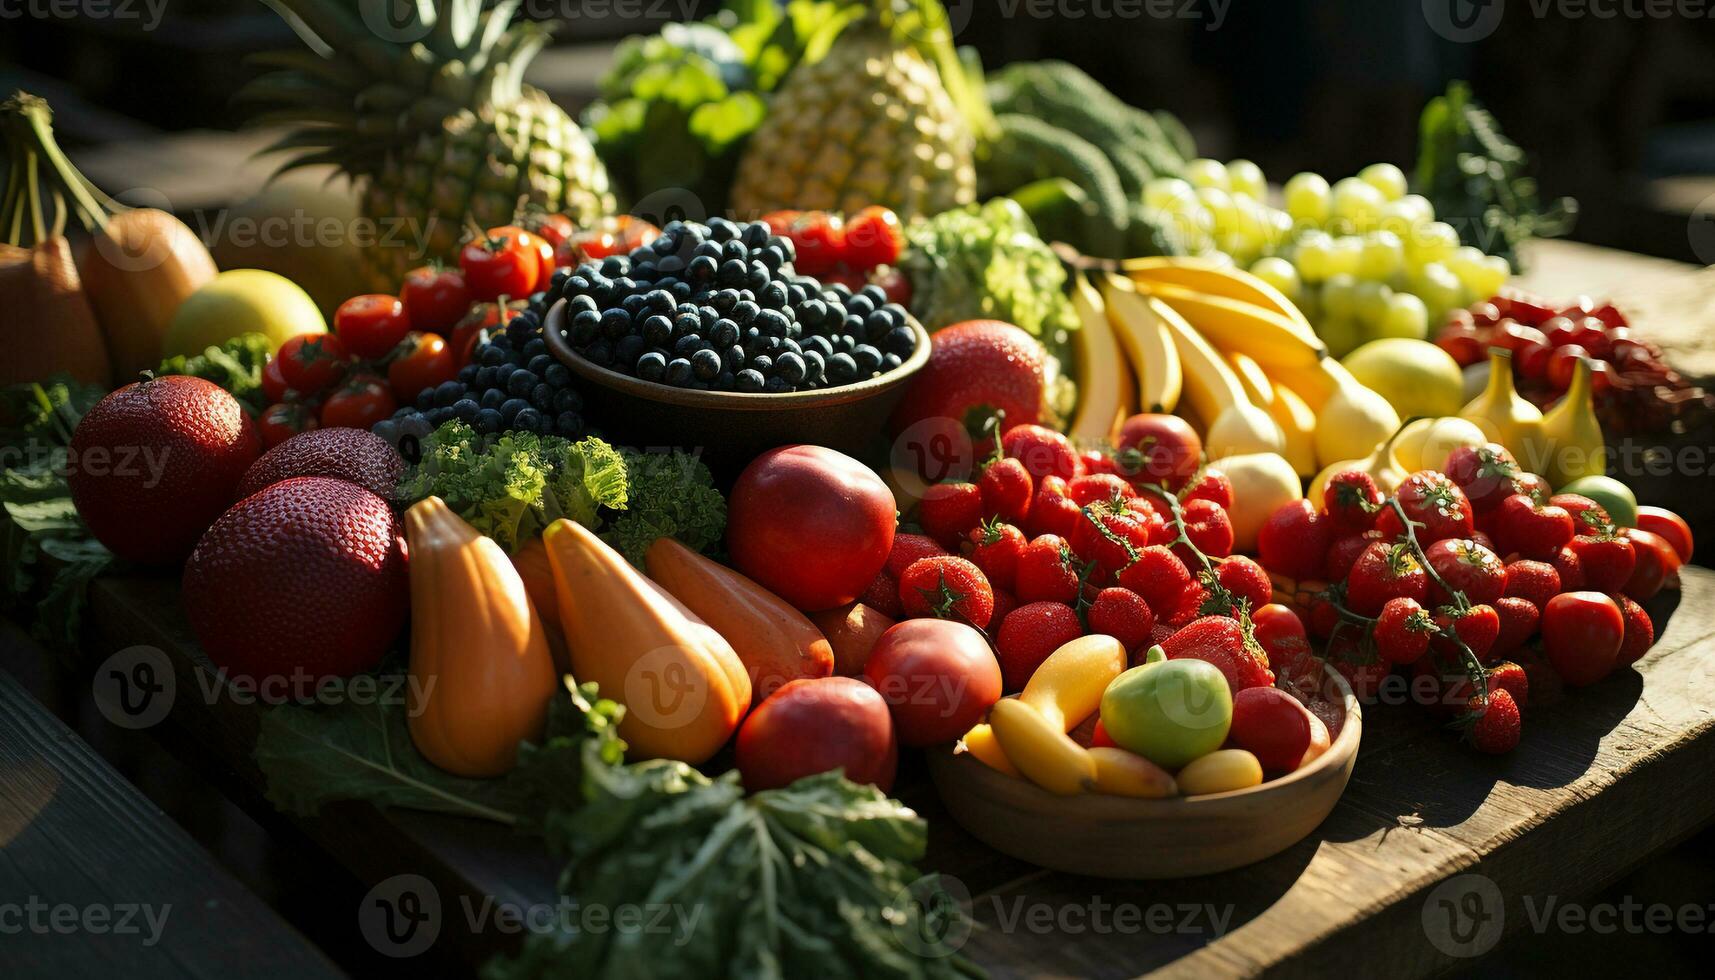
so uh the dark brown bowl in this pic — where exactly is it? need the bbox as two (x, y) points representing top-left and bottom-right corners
(544, 298), (930, 465)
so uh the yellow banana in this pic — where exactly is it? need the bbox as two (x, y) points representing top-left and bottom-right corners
(1122, 255), (1315, 333)
(1019, 634), (1126, 731)
(1227, 352), (1276, 408)
(959, 723), (1020, 777)
(1068, 273), (1134, 446)
(1089, 747), (1177, 798)
(988, 697), (1096, 796)
(1140, 281), (1326, 369)
(1152, 296), (1284, 458)
(1267, 379), (1319, 478)
(1098, 274), (1181, 414)
(1268, 357), (1349, 411)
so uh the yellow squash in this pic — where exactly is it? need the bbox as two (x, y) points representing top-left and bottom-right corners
(543, 518), (750, 764)
(404, 497), (558, 778)
(1534, 357), (1606, 488)
(1460, 348), (1543, 464)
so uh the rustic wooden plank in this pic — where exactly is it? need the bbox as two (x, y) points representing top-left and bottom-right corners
(0, 629), (344, 979)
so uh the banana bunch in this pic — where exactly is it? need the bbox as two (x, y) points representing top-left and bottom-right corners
(1068, 256), (1399, 476)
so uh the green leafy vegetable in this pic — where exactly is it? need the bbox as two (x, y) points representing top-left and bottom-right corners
(1413, 81), (1577, 271)
(601, 448), (726, 567)
(154, 333), (273, 414)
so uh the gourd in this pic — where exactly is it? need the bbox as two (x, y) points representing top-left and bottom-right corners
(509, 536), (569, 670)
(404, 497), (558, 778)
(644, 537), (833, 701)
(542, 518), (750, 763)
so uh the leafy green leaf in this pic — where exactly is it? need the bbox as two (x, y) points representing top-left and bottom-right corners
(601, 448), (725, 568)
(155, 333), (273, 414)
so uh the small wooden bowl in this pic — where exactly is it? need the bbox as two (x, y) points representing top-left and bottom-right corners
(544, 299), (931, 465)
(927, 667), (1362, 879)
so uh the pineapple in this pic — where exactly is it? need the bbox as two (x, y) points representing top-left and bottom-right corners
(730, 0), (986, 221)
(244, 0), (614, 290)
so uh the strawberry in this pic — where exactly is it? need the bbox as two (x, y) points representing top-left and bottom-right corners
(1025, 475), (1082, 539)
(1214, 556), (1272, 614)
(918, 482), (984, 549)
(1323, 469), (1382, 534)
(1071, 502), (1150, 573)
(1551, 493), (1611, 534)
(995, 601), (1084, 690)
(1324, 531), (1381, 581)
(1126, 496), (1169, 544)
(859, 570), (904, 618)
(886, 532), (949, 579)
(966, 519), (1026, 591)
(1373, 471), (1473, 543)
(1444, 443), (1521, 513)
(1068, 473), (1134, 507)
(1177, 497), (1234, 560)
(1115, 545), (1194, 610)
(1486, 661), (1530, 710)
(898, 556), (994, 628)
(1001, 424), (1080, 481)
(1079, 450), (1116, 476)
(1491, 596), (1540, 657)
(1568, 532), (1635, 592)
(1502, 559), (1560, 610)
(1345, 540), (1428, 616)
(1088, 587), (1156, 651)
(1180, 470), (1234, 510)
(1160, 614), (1274, 694)
(1257, 500), (1333, 580)
(1163, 585), (1211, 627)
(1461, 688), (1521, 754)
(989, 587), (1018, 633)
(1612, 592), (1654, 666)
(1433, 604), (1500, 663)
(1014, 534), (1083, 604)
(1373, 596), (1435, 664)
(1512, 471), (1552, 504)
(979, 457), (1034, 525)
(1325, 632), (1387, 700)
(1550, 544), (1586, 591)
(1424, 537), (1506, 605)
(1147, 620), (1178, 652)
(1492, 493), (1574, 560)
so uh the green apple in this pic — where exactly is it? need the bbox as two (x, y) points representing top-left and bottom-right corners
(1098, 646), (1232, 769)
(163, 269), (325, 358)
(1558, 475), (1638, 528)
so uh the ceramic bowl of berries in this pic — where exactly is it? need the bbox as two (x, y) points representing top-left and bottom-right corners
(543, 218), (929, 463)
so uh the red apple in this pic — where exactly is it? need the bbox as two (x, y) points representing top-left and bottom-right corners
(736, 677), (897, 793)
(863, 619), (1001, 746)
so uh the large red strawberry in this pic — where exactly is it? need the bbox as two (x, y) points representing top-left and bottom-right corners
(859, 570), (904, 618)
(1176, 497), (1234, 560)
(1071, 502), (1150, 573)
(1001, 424), (1080, 481)
(1491, 596), (1540, 657)
(1068, 473), (1134, 508)
(1025, 475), (1081, 539)
(1214, 556), (1272, 614)
(1550, 544), (1586, 591)
(237, 426), (404, 500)
(1433, 604), (1500, 663)
(1257, 500), (1332, 580)
(1487, 661), (1530, 710)
(1460, 688), (1521, 754)
(1444, 443), (1521, 513)
(966, 519), (1026, 591)
(890, 319), (1045, 443)
(1374, 596), (1434, 664)
(1088, 588), (1155, 651)
(1374, 471), (1473, 543)
(1159, 615), (1274, 694)
(1552, 493), (1612, 534)
(1180, 470), (1234, 510)
(1501, 559), (1560, 610)
(918, 482), (983, 548)
(1014, 534), (1082, 604)
(183, 477), (406, 682)
(1612, 592), (1654, 665)
(1345, 541), (1428, 616)
(995, 601), (1083, 690)
(898, 556), (994, 628)
(978, 457), (1033, 525)
(1492, 493), (1574, 560)
(1323, 469), (1382, 535)
(1115, 545), (1194, 610)
(1568, 532), (1635, 592)
(1424, 538), (1506, 605)
(885, 532), (948, 579)
(69, 374), (261, 563)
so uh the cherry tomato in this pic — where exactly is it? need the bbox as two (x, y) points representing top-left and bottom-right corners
(570, 215), (660, 261)
(333, 294), (412, 360)
(276, 333), (349, 394)
(842, 206), (904, 268)
(387, 331), (459, 403)
(257, 402), (317, 448)
(786, 211), (845, 277)
(1541, 316), (1578, 346)
(261, 356), (290, 403)
(1468, 301), (1502, 327)
(526, 212), (575, 249)
(1503, 294), (1555, 326)
(1436, 323), (1486, 367)
(399, 265), (472, 335)
(1516, 340), (1552, 380)
(1621, 527), (1681, 600)
(1546, 345), (1589, 390)
(871, 265), (913, 307)
(1252, 603), (1311, 675)
(1635, 506), (1693, 562)
(1541, 591), (1623, 686)
(460, 226), (541, 301)
(319, 373), (397, 430)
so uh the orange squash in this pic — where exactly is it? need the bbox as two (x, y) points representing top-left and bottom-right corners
(542, 518), (750, 763)
(404, 497), (558, 777)
(509, 536), (570, 671)
(645, 537), (834, 700)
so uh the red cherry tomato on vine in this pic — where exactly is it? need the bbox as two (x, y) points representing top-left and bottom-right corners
(786, 212), (845, 277)
(570, 216), (659, 261)
(1541, 591), (1623, 686)
(276, 333), (349, 394)
(258, 402), (317, 448)
(1252, 603), (1311, 675)
(399, 265), (472, 335)
(387, 331), (459, 403)
(333, 294), (411, 360)
(261, 356), (290, 403)
(527, 212), (575, 249)
(842, 206), (904, 268)
(460, 226), (541, 301)
(319, 373), (397, 430)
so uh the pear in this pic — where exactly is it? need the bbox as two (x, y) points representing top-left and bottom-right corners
(1459, 349), (1543, 465)
(1535, 357), (1607, 489)
(1309, 419), (1414, 506)
(1313, 360), (1403, 467)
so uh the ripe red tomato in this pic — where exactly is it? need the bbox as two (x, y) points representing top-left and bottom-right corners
(387, 332), (459, 403)
(257, 402), (316, 449)
(1636, 506), (1693, 562)
(1424, 537), (1506, 605)
(842, 206), (904, 268)
(570, 215), (659, 261)
(1113, 413), (1202, 490)
(785, 212), (846, 277)
(319, 374), (397, 430)
(1375, 471), (1473, 543)
(1229, 687), (1314, 772)
(261, 356), (290, 402)
(276, 333), (349, 394)
(526, 212), (575, 249)
(726, 445), (897, 611)
(1541, 591), (1623, 686)
(862, 619), (1000, 746)
(1621, 527), (1680, 600)
(333, 294), (412, 360)
(735, 677), (896, 792)
(1251, 603), (1311, 675)
(399, 265), (472, 335)
(460, 226), (541, 301)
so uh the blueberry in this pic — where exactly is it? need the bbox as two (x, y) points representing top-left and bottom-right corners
(695, 241), (724, 260)
(665, 358), (694, 387)
(847, 295), (876, 319)
(863, 311), (893, 344)
(882, 325), (917, 357)
(764, 375), (792, 393)
(551, 387), (582, 414)
(881, 352), (903, 372)
(723, 344), (747, 370)
(637, 351), (667, 381)
(853, 344), (882, 374)
(718, 259), (748, 288)
(474, 365), (499, 390)
(568, 293), (599, 314)
(750, 354), (774, 376)
(771, 235), (797, 263)
(735, 368), (766, 392)
(698, 305), (720, 330)
(756, 246), (785, 273)
(555, 411), (584, 437)
(691, 348), (722, 380)
(708, 217), (739, 242)
(641, 314), (673, 346)
(584, 340), (612, 365)
(452, 398), (481, 422)
(433, 380), (465, 407)
(756, 309), (791, 337)
(507, 370), (537, 397)
(798, 298), (827, 329)
(514, 407), (543, 433)
(600, 308), (632, 339)
(715, 370), (736, 391)
(493, 362), (518, 386)
(711, 318), (739, 347)
(544, 363), (571, 388)
(803, 349), (825, 383)
(759, 281), (789, 309)
(746, 263), (771, 291)
(673, 312), (702, 339)
(569, 309), (602, 345)
(774, 351), (807, 385)
(834, 334), (856, 354)
(803, 335), (833, 359)
(741, 222), (770, 249)
(711, 290), (739, 314)
(826, 352), (858, 383)
(614, 334), (646, 367)
(731, 300), (759, 326)
(480, 387), (506, 410)
(657, 255), (686, 276)
(522, 337), (548, 357)
(860, 284), (888, 307)
(646, 290), (675, 314)
(621, 294), (649, 317)
(473, 408), (503, 434)
(527, 353), (553, 375)
(721, 239), (748, 262)
(480, 344), (508, 366)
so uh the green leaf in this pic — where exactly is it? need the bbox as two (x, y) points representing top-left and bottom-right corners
(155, 333), (273, 414)
(688, 93), (767, 151)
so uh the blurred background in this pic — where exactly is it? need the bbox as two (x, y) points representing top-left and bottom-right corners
(3, 0), (1713, 261)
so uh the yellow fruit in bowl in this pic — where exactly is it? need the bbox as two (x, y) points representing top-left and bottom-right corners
(1416, 417), (1488, 473)
(1341, 338), (1465, 419)
(163, 269), (326, 357)
(1206, 451), (1302, 553)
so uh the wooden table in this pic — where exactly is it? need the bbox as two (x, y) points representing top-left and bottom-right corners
(71, 563), (1715, 979)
